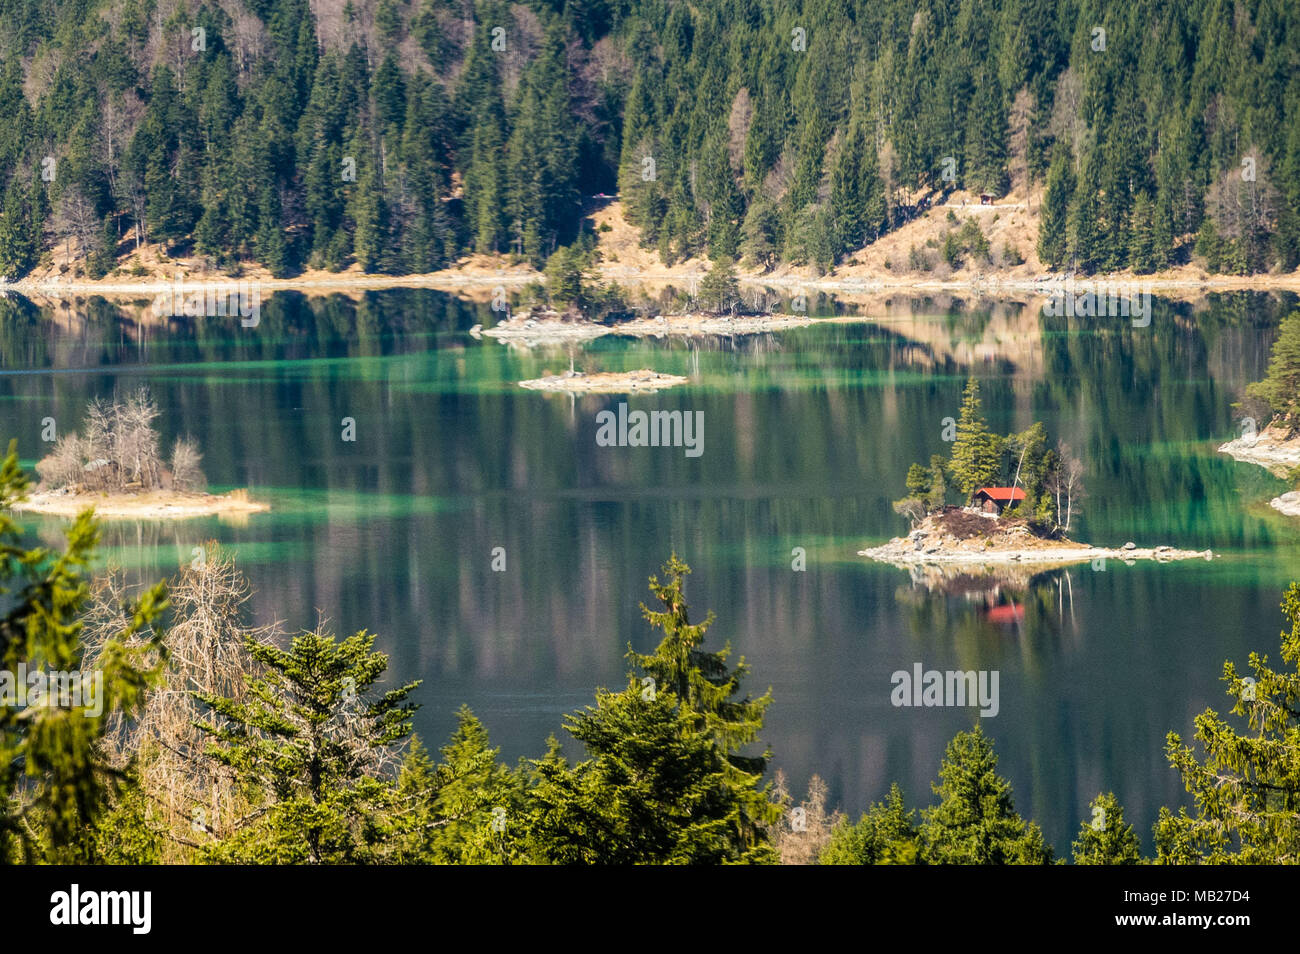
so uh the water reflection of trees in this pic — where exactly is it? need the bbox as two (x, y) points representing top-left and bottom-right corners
(895, 565), (1081, 673)
(3, 287), (1297, 694)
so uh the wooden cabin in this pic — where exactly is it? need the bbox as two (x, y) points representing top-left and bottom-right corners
(979, 192), (994, 206)
(972, 486), (1026, 515)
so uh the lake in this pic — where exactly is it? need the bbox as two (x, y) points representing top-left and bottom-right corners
(1, 286), (1297, 853)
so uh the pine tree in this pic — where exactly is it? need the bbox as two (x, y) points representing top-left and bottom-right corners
(390, 709), (525, 864)
(697, 255), (740, 314)
(1128, 192), (1160, 274)
(919, 725), (1053, 864)
(820, 784), (921, 864)
(1245, 310), (1300, 431)
(1071, 793), (1141, 864)
(1067, 154), (1103, 273)
(525, 555), (781, 864)
(0, 443), (166, 863)
(963, 68), (1007, 195)
(197, 628), (420, 864)
(948, 377), (1002, 498)
(1157, 582), (1300, 863)
(0, 179), (37, 278)
(1037, 148), (1073, 270)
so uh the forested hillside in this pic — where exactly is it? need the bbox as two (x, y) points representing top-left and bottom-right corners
(0, 0), (1297, 281)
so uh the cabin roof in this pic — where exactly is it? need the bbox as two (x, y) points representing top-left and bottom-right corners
(974, 486), (1027, 501)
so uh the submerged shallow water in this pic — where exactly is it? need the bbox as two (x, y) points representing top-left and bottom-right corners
(1, 287), (1298, 852)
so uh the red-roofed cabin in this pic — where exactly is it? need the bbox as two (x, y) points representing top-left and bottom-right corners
(973, 486), (1026, 515)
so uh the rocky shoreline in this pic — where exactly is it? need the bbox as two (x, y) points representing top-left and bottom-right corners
(481, 311), (817, 344)
(1218, 426), (1300, 516)
(1218, 429), (1300, 478)
(860, 511), (1212, 569)
(518, 369), (688, 393)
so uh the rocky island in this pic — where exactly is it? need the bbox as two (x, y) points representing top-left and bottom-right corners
(483, 308), (816, 345)
(519, 368), (689, 393)
(864, 377), (1208, 571)
(861, 508), (1212, 568)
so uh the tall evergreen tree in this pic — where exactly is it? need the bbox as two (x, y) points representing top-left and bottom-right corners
(948, 377), (1002, 498)
(919, 725), (1053, 865)
(1037, 148), (1073, 270)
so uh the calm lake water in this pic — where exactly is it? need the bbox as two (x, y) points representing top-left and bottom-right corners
(2, 286), (1298, 852)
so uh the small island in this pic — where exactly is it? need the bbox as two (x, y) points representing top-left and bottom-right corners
(10, 387), (267, 521)
(482, 251), (816, 345)
(519, 369), (689, 393)
(863, 378), (1211, 568)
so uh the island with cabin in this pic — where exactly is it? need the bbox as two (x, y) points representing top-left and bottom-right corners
(861, 378), (1212, 568)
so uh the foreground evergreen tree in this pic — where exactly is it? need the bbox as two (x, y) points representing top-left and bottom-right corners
(390, 708), (526, 865)
(197, 629), (420, 864)
(1071, 793), (1141, 865)
(820, 784), (921, 864)
(524, 555), (781, 864)
(1156, 583), (1300, 864)
(0, 444), (166, 863)
(918, 725), (1053, 864)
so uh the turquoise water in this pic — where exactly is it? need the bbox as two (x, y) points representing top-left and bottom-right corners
(1, 287), (1298, 852)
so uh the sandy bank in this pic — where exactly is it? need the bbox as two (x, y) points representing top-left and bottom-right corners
(11, 489), (269, 520)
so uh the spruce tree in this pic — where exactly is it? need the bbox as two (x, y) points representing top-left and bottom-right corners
(197, 629), (420, 864)
(1071, 793), (1141, 864)
(820, 784), (921, 864)
(0, 444), (166, 863)
(948, 377), (1002, 498)
(525, 556), (781, 864)
(1245, 310), (1300, 431)
(1158, 583), (1300, 863)
(919, 725), (1053, 865)
(1037, 148), (1073, 270)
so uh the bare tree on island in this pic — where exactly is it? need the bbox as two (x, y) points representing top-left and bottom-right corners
(36, 385), (205, 494)
(1048, 441), (1086, 532)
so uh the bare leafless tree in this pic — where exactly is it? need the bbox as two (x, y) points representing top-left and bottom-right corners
(772, 771), (842, 864)
(84, 544), (273, 860)
(170, 437), (205, 491)
(1048, 440), (1087, 532)
(35, 434), (86, 489)
(36, 386), (201, 493)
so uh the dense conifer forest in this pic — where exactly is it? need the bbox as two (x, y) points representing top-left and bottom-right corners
(0, 0), (1298, 280)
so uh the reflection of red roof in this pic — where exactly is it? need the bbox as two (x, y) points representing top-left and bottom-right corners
(975, 487), (1027, 502)
(985, 604), (1025, 624)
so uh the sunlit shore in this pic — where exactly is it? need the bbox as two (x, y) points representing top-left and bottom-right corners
(11, 488), (268, 521)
